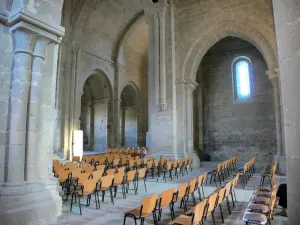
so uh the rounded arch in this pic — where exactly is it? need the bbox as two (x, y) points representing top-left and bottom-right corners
(79, 69), (113, 96)
(182, 21), (278, 82)
(120, 81), (140, 101)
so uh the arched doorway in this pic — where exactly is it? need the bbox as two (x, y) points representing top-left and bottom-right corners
(120, 85), (139, 147)
(80, 73), (112, 153)
(193, 37), (277, 162)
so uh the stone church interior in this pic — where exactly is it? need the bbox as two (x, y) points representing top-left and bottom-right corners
(0, 0), (298, 225)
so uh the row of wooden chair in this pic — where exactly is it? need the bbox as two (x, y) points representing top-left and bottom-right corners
(107, 147), (148, 156)
(238, 157), (256, 189)
(58, 167), (149, 215)
(208, 156), (237, 186)
(123, 172), (240, 225)
(260, 160), (277, 186)
(241, 176), (277, 225)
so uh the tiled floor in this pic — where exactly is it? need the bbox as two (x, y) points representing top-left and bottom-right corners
(52, 165), (288, 225)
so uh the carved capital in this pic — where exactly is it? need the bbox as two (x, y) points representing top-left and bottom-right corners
(184, 80), (198, 96)
(266, 68), (279, 80)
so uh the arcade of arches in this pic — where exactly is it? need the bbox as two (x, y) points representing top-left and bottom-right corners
(0, 0), (299, 224)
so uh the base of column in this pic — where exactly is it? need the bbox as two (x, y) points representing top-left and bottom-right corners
(0, 178), (62, 225)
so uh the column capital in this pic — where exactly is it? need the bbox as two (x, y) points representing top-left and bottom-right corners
(143, 0), (169, 17)
(266, 68), (280, 80)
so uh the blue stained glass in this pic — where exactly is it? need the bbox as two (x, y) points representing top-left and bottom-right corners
(236, 61), (251, 99)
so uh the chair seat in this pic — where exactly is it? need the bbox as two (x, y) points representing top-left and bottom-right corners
(168, 215), (192, 225)
(242, 212), (268, 224)
(247, 203), (269, 214)
(125, 207), (151, 218)
(255, 191), (271, 198)
(256, 186), (272, 192)
(251, 196), (270, 205)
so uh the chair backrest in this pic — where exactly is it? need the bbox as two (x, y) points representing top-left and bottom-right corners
(113, 158), (120, 166)
(77, 173), (91, 183)
(193, 199), (208, 225)
(106, 168), (116, 175)
(189, 178), (197, 194)
(216, 164), (222, 173)
(92, 170), (103, 180)
(71, 168), (83, 178)
(143, 158), (148, 164)
(197, 175), (204, 186)
(165, 162), (172, 170)
(141, 194), (158, 215)
(73, 156), (80, 162)
(217, 187), (226, 205)
(100, 175), (114, 189)
(224, 181), (232, 197)
(146, 161), (153, 169)
(172, 160), (178, 168)
(160, 188), (175, 207)
(58, 170), (70, 182)
(268, 196), (277, 218)
(96, 164), (106, 171)
(126, 170), (137, 182)
(136, 159), (143, 166)
(177, 182), (188, 200)
(203, 172), (208, 184)
(113, 172), (125, 185)
(207, 192), (218, 213)
(117, 166), (126, 174)
(85, 166), (95, 174)
(128, 160), (136, 168)
(137, 168), (147, 179)
(81, 178), (97, 194)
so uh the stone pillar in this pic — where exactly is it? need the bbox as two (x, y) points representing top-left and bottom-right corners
(143, 0), (178, 159)
(0, 22), (62, 225)
(90, 101), (95, 151)
(185, 81), (200, 167)
(6, 26), (36, 184)
(27, 37), (52, 181)
(120, 104), (126, 146)
(266, 69), (283, 155)
(196, 83), (204, 151)
(272, 1), (300, 223)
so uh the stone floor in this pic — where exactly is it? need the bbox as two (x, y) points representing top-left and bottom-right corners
(52, 164), (288, 225)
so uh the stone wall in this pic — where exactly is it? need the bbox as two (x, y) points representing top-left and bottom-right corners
(200, 47), (276, 163)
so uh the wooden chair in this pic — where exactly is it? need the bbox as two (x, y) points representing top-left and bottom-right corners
(70, 178), (98, 215)
(197, 175), (204, 201)
(160, 162), (173, 182)
(117, 166), (126, 174)
(135, 168), (147, 193)
(112, 171), (126, 198)
(84, 166), (95, 174)
(224, 181), (233, 214)
(169, 199), (207, 225)
(156, 188), (176, 221)
(72, 156), (80, 162)
(96, 174), (114, 206)
(184, 178), (198, 208)
(123, 194), (158, 225)
(173, 183), (189, 211)
(205, 192), (219, 225)
(216, 187), (226, 223)
(92, 170), (103, 181)
(209, 164), (222, 186)
(124, 170), (137, 198)
(106, 168), (116, 175)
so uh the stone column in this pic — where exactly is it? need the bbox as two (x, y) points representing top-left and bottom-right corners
(266, 69), (283, 155)
(196, 83), (204, 151)
(272, 0), (300, 223)
(6, 27), (36, 184)
(120, 104), (126, 146)
(0, 21), (62, 225)
(143, 0), (178, 159)
(90, 101), (95, 151)
(185, 81), (200, 167)
(27, 37), (52, 181)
